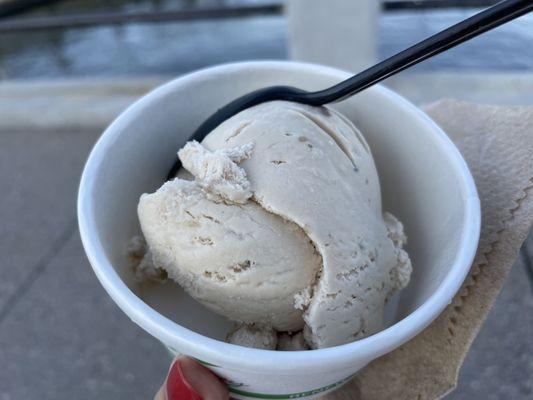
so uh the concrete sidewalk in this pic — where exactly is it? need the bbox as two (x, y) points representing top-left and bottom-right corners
(0, 73), (531, 399)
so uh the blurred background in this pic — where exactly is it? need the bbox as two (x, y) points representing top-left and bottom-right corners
(0, 0), (531, 399)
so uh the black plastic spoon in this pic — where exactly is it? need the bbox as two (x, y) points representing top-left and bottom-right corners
(167, 0), (532, 179)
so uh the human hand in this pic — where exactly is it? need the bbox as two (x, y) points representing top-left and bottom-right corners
(154, 356), (229, 400)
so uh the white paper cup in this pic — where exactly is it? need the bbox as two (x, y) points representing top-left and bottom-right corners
(78, 61), (480, 399)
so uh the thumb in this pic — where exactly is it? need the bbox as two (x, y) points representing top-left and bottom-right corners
(155, 356), (229, 400)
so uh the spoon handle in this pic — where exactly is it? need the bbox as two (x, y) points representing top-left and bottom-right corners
(306, 0), (533, 104)
(166, 0), (532, 179)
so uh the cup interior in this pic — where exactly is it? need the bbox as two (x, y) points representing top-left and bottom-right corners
(82, 62), (477, 345)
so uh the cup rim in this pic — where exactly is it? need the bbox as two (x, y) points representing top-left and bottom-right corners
(78, 60), (480, 372)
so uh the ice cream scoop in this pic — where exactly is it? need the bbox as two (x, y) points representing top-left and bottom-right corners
(137, 101), (411, 349)
(138, 177), (321, 331)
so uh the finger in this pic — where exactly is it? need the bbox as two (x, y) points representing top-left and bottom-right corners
(154, 385), (166, 400)
(165, 356), (229, 400)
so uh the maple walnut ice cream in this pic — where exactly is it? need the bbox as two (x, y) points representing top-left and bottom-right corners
(130, 101), (412, 350)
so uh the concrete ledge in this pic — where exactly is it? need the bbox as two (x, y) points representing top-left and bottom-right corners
(387, 72), (533, 107)
(0, 77), (167, 132)
(1, 73), (532, 132)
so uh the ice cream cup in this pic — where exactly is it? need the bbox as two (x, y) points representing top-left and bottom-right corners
(78, 61), (480, 399)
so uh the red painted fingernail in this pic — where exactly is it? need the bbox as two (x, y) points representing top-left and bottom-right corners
(166, 360), (203, 400)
